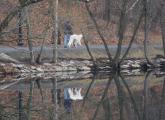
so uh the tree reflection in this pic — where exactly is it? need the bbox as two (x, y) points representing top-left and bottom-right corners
(35, 78), (44, 103)
(143, 71), (151, 120)
(82, 75), (96, 107)
(18, 91), (25, 120)
(120, 74), (141, 120)
(159, 78), (165, 120)
(1, 70), (165, 120)
(26, 80), (34, 120)
(81, 69), (165, 120)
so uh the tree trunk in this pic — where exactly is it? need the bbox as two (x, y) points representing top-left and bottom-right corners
(160, 5), (165, 56)
(113, 0), (127, 65)
(17, 9), (24, 46)
(81, 30), (96, 66)
(51, 78), (58, 119)
(27, 81), (34, 120)
(120, 11), (143, 63)
(18, 91), (24, 120)
(85, 2), (112, 61)
(26, 7), (35, 64)
(103, 0), (111, 25)
(36, 37), (45, 64)
(49, 0), (58, 63)
(143, 0), (153, 65)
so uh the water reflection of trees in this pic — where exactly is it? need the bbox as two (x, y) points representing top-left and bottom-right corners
(81, 71), (165, 120)
(0, 72), (165, 120)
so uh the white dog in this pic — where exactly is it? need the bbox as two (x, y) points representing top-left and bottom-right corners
(67, 34), (83, 48)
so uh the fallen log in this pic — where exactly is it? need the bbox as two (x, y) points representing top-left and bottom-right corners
(0, 53), (165, 75)
(0, 53), (20, 63)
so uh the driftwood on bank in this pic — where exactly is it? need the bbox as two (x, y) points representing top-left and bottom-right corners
(0, 53), (165, 75)
(1, 55), (165, 90)
(0, 53), (20, 63)
(0, 60), (92, 75)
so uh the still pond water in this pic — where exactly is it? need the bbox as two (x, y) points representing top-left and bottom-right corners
(0, 71), (165, 120)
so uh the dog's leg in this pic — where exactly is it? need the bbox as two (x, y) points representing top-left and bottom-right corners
(73, 39), (77, 48)
(68, 38), (73, 48)
(75, 39), (81, 47)
(78, 39), (81, 46)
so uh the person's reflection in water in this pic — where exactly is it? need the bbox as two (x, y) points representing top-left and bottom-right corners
(64, 88), (72, 113)
(57, 89), (61, 106)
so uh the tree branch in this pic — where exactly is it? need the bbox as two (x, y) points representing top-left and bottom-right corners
(0, 0), (43, 33)
(85, 2), (112, 61)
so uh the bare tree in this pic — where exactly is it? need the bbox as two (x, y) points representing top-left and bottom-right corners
(49, 0), (59, 63)
(18, 91), (24, 120)
(113, 0), (127, 67)
(84, 2), (112, 61)
(0, 0), (44, 34)
(160, 2), (165, 55)
(26, 7), (35, 64)
(120, 7), (143, 63)
(143, 0), (153, 65)
(103, 0), (111, 26)
(27, 80), (34, 120)
(17, 9), (24, 46)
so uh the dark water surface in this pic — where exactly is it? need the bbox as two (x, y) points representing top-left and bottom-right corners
(0, 71), (165, 120)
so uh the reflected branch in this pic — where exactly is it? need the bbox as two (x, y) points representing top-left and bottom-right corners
(143, 71), (151, 120)
(159, 77), (165, 120)
(102, 95), (112, 120)
(92, 76), (113, 120)
(51, 77), (58, 120)
(82, 75), (96, 107)
(26, 80), (34, 120)
(114, 73), (125, 120)
(18, 91), (24, 120)
(120, 74), (141, 120)
(35, 78), (44, 103)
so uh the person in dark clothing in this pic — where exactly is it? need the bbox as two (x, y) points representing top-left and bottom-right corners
(63, 21), (73, 48)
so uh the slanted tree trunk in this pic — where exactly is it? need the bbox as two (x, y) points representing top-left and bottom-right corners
(120, 10), (143, 63)
(81, 30), (96, 66)
(113, 0), (127, 67)
(85, 2), (112, 61)
(36, 37), (45, 64)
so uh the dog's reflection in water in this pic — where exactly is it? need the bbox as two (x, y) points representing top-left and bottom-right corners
(64, 88), (83, 113)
